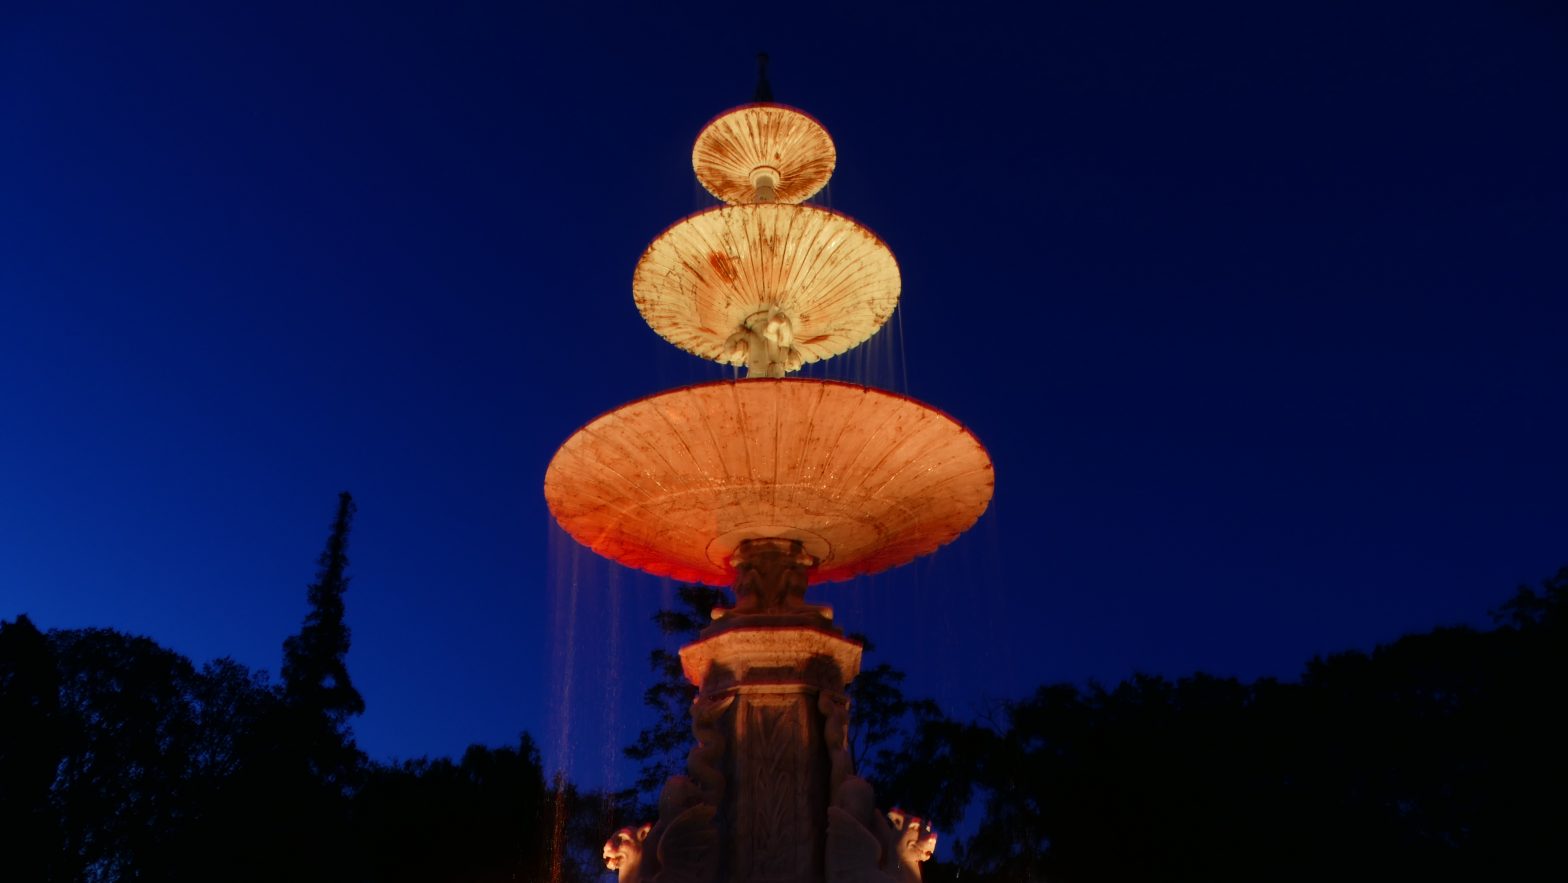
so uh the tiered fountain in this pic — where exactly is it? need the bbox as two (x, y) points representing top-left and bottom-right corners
(545, 66), (994, 883)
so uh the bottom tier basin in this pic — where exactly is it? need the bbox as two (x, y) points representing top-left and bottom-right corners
(543, 378), (994, 585)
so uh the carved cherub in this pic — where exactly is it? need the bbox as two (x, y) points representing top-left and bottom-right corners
(603, 822), (652, 882)
(724, 306), (802, 377)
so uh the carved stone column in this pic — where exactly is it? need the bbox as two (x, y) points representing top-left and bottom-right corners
(679, 538), (863, 883)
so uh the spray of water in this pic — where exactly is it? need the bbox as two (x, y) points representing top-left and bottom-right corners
(600, 562), (623, 791)
(549, 770), (569, 883)
(546, 521), (582, 883)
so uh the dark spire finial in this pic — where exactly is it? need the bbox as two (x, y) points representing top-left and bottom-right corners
(754, 52), (774, 102)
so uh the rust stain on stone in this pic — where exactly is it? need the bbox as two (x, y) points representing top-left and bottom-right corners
(693, 105), (836, 205)
(708, 251), (740, 283)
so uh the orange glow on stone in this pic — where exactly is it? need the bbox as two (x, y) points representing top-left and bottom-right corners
(692, 103), (836, 204)
(543, 379), (994, 586)
(633, 204), (899, 371)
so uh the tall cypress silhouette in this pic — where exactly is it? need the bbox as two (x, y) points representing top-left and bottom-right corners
(283, 492), (364, 719)
(281, 491), (365, 788)
(202, 491), (368, 882)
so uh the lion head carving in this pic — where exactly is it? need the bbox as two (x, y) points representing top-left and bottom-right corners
(603, 822), (652, 881)
(887, 808), (937, 870)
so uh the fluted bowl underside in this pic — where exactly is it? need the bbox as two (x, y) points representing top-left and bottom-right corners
(633, 204), (900, 367)
(544, 379), (994, 585)
(693, 103), (836, 204)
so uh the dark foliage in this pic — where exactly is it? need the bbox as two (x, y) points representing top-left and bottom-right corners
(186, 492), (368, 881)
(47, 627), (266, 881)
(0, 494), (575, 882)
(842, 634), (942, 792)
(884, 566), (1568, 882)
(4, 492), (1563, 883)
(550, 778), (643, 883)
(624, 584), (727, 798)
(0, 614), (65, 878)
(354, 736), (553, 882)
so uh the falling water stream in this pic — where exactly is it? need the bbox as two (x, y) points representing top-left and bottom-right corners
(551, 520), (640, 878)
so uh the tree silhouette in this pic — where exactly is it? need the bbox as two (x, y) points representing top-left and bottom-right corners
(888, 566), (1568, 882)
(282, 490), (366, 786)
(2, 493), (573, 882)
(5, 496), (1561, 883)
(228, 490), (366, 880)
(842, 635), (942, 792)
(0, 615), (65, 879)
(353, 735), (554, 882)
(30, 626), (272, 881)
(154, 492), (368, 881)
(624, 584), (726, 799)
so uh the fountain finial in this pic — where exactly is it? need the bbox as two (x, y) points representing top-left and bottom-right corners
(754, 51), (774, 102)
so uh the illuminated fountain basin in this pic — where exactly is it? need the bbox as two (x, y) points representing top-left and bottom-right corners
(545, 379), (992, 586)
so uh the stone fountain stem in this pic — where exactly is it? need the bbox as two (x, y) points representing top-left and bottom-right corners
(677, 538), (863, 883)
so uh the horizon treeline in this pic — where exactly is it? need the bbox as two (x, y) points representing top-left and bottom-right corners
(1, 494), (1563, 881)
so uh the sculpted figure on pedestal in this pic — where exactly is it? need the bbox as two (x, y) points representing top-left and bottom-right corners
(644, 776), (720, 883)
(825, 777), (935, 883)
(686, 692), (736, 805)
(604, 778), (723, 883)
(821, 689), (936, 883)
(722, 538), (828, 619)
(819, 690), (855, 794)
(607, 690), (736, 883)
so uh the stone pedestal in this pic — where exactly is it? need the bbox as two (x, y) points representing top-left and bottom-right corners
(682, 621), (862, 883)
(607, 538), (934, 883)
(678, 539), (862, 883)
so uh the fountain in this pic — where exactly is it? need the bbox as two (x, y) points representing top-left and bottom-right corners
(545, 66), (994, 883)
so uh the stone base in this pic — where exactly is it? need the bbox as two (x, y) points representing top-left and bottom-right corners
(604, 538), (932, 883)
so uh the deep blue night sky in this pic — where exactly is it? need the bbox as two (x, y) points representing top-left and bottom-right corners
(3, 1), (1565, 790)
